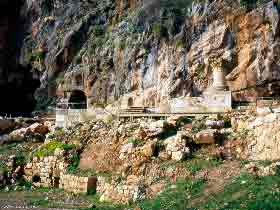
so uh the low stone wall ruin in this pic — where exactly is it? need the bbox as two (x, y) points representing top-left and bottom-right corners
(24, 156), (68, 188)
(60, 174), (97, 194)
(96, 175), (145, 203)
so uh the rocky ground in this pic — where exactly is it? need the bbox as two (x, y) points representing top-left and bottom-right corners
(0, 107), (280, 210)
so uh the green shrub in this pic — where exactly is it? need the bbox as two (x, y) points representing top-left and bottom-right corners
(152, 23), (163, 38)
(92, 25), (105, 36)
(240, 0), (258, 10)
(128, 137), (145, 147)
(29, 50), (46, 62)
(191, 119), (207, 134)
(67, 154), (80, 174)
(14, 153), (27, 167)
(0, 160), (7, 171)
(195, 63), (206, 80)
(33, 140), (75, 158)
(175, 39), (184, 49)
(119, 40), (126, 50)
(159, 128), (178, 140)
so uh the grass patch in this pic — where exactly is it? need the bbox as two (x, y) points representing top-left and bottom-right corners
(183, 157), (223, 175)
(81, 193), (129, 210)
(27, 197), (49, 207)
(0, 143), (18, 155)
(193, 173), (280, 210)
(0, 160), (7, 171)
(127, 137), (145, 147)
(139, 178), (206, 210)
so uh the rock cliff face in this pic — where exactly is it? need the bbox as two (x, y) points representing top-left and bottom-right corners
(11, 0), (280, 110)
(0, 0), (39, 115)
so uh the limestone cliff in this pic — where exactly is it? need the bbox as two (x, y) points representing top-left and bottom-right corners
(16, 0), (280, 110)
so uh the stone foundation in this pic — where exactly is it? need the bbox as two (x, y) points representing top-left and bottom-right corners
(60, 174), (97, 194)
(97, 176), (145, 203)
(24, 156), (68, 188)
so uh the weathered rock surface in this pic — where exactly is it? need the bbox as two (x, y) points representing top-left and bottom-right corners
(244, 161), (280, 176)
(195, 129), (218, 144)
(0, 119), (16, 134)
(9, 0), (280, 111)
(248, 117), (280, 161)
(164, 132), (191, 161)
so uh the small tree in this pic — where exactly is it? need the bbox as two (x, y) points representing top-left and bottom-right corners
(240, 0), (258, 10)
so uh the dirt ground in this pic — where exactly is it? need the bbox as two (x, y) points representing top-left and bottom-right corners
(0, 191), (90, 210)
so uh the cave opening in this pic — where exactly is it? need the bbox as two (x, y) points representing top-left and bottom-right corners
(69, 90), (87, 109)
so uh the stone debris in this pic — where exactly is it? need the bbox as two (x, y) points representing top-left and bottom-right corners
(244, 162), (280, 176)
(205, 119), (225, 129)
(9, 122), (49, 142)
(195, 129), (218, 144)
(142, 120), (169, 137)
(164, 132), (191, 161)
(3, 112), (280, 204)
(29, 122), (49, 135)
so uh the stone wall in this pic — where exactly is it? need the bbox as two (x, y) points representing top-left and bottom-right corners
(24, 156), (68, 188)
(56, 109), (88, 128)
(60, 174), (97, 194)
(97, 175), (145, 203)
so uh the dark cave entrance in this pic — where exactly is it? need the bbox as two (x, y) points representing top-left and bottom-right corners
(69, 90), (87, 109)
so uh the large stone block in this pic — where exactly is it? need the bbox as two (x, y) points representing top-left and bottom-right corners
(195, 129), (218, 144)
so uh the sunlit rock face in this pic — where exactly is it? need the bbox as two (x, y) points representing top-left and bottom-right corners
(0, 0), (39, 115)
(3, 0), (280, 112)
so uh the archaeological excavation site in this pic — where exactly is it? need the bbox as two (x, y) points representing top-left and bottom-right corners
(1, 0), (280, 209)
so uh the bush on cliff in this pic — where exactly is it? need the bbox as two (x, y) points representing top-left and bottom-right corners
(33, 140), (75, 158)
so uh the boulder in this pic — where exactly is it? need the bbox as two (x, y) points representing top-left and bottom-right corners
(9, 127), (28, 141)
(245, 161), (280, 176)
(248, 120), (280, 160)
(143, 120), (169, 137)
(164, 132), (191, 161)
(171, 148), (190, 161)
(141, 142), (156, 157)
(195, 129), (217, 144)
(28, 123), (49, 135)
(205, 120), (224, 129)
(0, 119), (15, 134)
(0, 134), (10, 145)
(167, 116), (180, 127)
(119, 143), (135, 159)
(0, 170), (7, 187)
(158, 152), (171, 160)
(44, 121), (55, 132)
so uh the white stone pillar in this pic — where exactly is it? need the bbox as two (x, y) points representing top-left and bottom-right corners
(212, 67), (227, 91)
